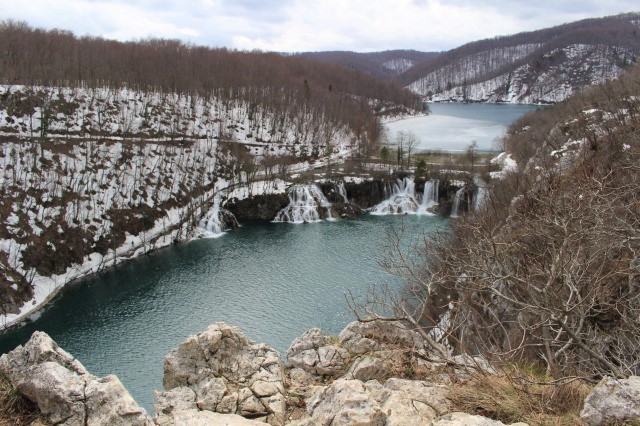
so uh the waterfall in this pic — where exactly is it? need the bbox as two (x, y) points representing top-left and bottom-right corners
(197, 197), (237, 238)
(336, 181), (349, 203)
(371, 177), (438, 215)
(417, 179), (439, 214)
(274, 184), (333, 223)
(450, 187), (466, 218)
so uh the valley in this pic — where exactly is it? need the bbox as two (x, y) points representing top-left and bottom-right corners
(1, 10), (640, 425)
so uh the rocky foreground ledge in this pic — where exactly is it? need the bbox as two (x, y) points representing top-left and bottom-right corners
(0, 321), (639, 425)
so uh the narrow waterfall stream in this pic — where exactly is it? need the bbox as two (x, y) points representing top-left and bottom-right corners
(450, 187), (468, 218)
(336, 181), (349, 203)
(195, 196), (238, 238)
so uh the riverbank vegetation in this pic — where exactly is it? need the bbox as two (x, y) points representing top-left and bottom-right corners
(374, 64), (640, 419)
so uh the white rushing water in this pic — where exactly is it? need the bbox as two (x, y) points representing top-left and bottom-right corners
(371, 177), (439, 215)
(450, 187), (467, 218)
(336, 181), (349, 203)
(197, 197), (235, 238)
(274, 184), (333, 223)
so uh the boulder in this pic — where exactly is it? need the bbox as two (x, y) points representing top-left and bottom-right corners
(286, 320), (440, 381)
(337, 320), (430, 353)
(288, 368), (316, 387)
(0, 331), (151, 426)
(172, 409), (268, 425)
(301, 380), (387, 426)
(161, 323), (286, 425)
(154, 388), (267, 426)
(154, 387), (198, 426)
(581, 376), (640, 425)
(286, 328), (350, 377)
(297, 378), (449, 426)
(342, 356), (389, 381)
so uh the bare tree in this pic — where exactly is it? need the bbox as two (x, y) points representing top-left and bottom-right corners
(405, 131), (418, 168)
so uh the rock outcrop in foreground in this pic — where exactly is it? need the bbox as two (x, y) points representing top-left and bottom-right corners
(3, 321), (640, 425)
(153, 320), (518, 425)
(0, 331), (152, 425)
(580, 376), (640, 425)
(157, 322), (285, 425)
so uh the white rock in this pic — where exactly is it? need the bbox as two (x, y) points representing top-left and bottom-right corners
(172, 409), (268, 425)
(154, 387), (198, 426)
(581, 376), (640, 425)
(302, 379), (387, 426)
(287, 320), (435, 380)
(432, 412), (526, 425)
(300, 378), (449, 426)
(344, 356), (388, 381)
(0, 331), (151, 426)
(289, 368), (316, 386)
(161, 323), (286, 425)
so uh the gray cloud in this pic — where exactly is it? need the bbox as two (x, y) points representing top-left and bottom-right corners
(0, 0), (636, 52)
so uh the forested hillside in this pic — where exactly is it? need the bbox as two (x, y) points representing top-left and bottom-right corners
(0, 21), (422, 327)
(298, 50), (438, 80)
(391, 64), (640, 381)
(0, 21), (423, 129)
(402, 13), (640, 102)
(294, 14), (640, 104)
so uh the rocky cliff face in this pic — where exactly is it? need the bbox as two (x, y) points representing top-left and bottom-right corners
(402, 13), (640, 104)
(2, 322), (639, 425)
(408, 44), (542, 98)
(425, 44), (633, 103)
(0, 331), (152, 425)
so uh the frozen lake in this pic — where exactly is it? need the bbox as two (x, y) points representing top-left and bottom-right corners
(385, 103), (541, 152)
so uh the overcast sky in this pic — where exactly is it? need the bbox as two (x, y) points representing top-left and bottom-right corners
(0, 0), (637, 52)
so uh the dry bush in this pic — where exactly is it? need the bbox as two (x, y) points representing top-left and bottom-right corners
(0, 375), (39, 426)
(446, 368), (592, 425)
(361, 66), (640, 395)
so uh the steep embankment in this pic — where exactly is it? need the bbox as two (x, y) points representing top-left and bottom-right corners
(402, 13), (640, 103)
(0, 83), (382, 327)
(411, 64), (640, 381)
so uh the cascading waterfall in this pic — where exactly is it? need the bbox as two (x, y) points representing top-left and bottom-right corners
(197, 197), (237, 238)
(274, 184), (334, 223)
(450, 187), (466, 218)
(417, 179), (439, 214)
(336, 181), (349, 203)
(371, 177), (438, 215)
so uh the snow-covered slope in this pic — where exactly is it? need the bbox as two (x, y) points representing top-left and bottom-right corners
(0, 85), (361, 327)
(409, 44), (542, 96)
(382, 58), (416, 75)
(428, 44), (635, 103)
(402, 13), (640, 104)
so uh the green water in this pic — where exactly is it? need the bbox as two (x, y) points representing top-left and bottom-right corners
(0, 215), (447, 412)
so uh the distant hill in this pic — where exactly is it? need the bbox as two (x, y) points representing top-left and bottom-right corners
(297, 50), (439, 80)
(400, 13), (640, 103)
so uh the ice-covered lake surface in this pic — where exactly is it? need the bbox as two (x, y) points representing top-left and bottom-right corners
(386, 103), (541, 152)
